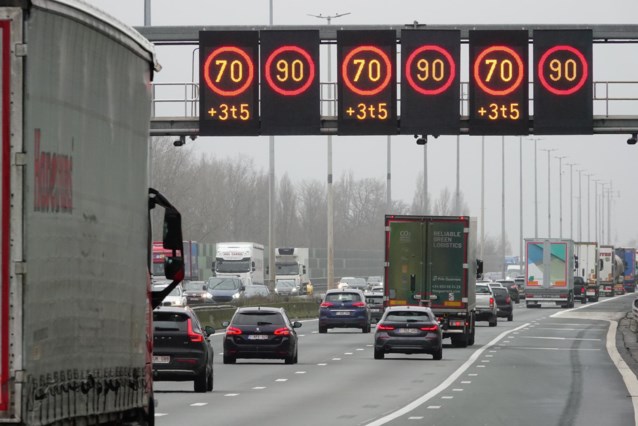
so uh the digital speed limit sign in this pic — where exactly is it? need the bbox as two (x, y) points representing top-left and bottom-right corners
(469, 30), (529, 135)
(199, 31), (259, 136)
(260, 30), (320, 135)
(337, 30), (397, 135)
(400, 30), (460, 135)
(533, 30), (593, 134)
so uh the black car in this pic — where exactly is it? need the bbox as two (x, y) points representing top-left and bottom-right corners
(365, 293), (385, 323)
(374, 306), (442, 360)
(152, 306), (215, 392)
(492, 286), (513, 321)
(223, 307), (301, 364)
(574, 276), (587, 303)
(318, 289), (371, 333)
(497, 279), (521, 304)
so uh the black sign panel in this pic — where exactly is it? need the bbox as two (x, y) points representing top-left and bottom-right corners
(260, 30), (320, 135)
(400, 30), (460, 135)
(199, 31), (259, 136)
(469, 30), (529, 135)
(533, 30), (593, 134)
(337, 30), (397, 135)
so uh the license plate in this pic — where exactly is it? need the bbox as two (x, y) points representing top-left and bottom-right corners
(586, 290), (595, 295)
(153, 356), (170, 364)
(397, 328), (418, 334)
(371, 308), (380, 312)
(247, 335), (269, 340)
(335, 311), (351, 316)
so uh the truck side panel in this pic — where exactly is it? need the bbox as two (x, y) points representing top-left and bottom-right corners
(385, 221), (424, 305)
(3, 3), (155, 423)
(428, 220), (468, 310)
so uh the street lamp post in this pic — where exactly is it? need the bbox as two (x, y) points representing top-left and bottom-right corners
(541, 148), (556, 237)
(501, 136), (505, 278)
(585, 173), (594, 242)
(529, 138), (542, 238)
(555, 155), (566, 239)
(593, 179), (600, 243)
(308, 12), (350, 290)
(268, 0), (276, 289)
(566, 162), (577, 241)
(480, 136), (485, 260)
(456, 136), (461, 214)
(577, 169), (584, 242)
(519, 137), (523, 273)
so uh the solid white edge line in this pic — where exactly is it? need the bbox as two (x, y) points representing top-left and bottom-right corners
(365, 323), (529, 426)
(605, 319), (638, 426)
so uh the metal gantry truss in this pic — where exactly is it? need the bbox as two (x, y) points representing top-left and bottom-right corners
(136, 24), (638, 137)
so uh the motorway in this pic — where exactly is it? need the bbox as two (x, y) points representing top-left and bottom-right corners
(154, 295), (638, 426)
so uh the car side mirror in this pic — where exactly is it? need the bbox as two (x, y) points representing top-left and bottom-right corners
(164, 256), (184, 280)
(293, 321), (302, 328)
(221, 321), (230, 328)
(240, 286), (246, 291)
(205, 326), (215, 336)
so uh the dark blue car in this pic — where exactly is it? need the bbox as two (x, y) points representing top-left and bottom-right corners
(319, 289), (371, 333)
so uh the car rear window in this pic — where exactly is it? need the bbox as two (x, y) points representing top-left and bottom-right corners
(493, 287), (508, 296)
(233, 312), (285, 326)
(153, 312), (189, 332)
(325, 292), (362, 303)
(366, 296), (383, 305)
(476, 285), (492, 294)
(385, 311), (432, 322)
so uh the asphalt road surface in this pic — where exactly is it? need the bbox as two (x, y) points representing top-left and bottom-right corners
(154, 295), (638, 426)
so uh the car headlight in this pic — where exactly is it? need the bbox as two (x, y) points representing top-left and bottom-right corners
(232, 292), (241, 299)
(202, 293), (212, 299)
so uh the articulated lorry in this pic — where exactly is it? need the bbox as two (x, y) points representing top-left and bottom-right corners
(275, 247), (311, 294)
(213, 242), (265, 286)
(599, 245), (621, 297)
(615, 247), (636, 293)
(574, 242), (600, 302)
(384, 215), (480, 348)
(525, 239), (575, 308)
(1, 1), (186, 424)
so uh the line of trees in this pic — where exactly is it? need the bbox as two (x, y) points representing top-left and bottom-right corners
(150, 138), (509, 272)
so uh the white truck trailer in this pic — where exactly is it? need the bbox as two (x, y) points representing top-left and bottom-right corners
(275, 247), (311, 294)
(599, 245), (617, 297)
(213, 242), (265, 286)
(525, 239), (575, 308)
(574, 242), (600, 302)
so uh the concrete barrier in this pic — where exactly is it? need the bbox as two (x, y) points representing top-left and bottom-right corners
(192, 300), (320, 329)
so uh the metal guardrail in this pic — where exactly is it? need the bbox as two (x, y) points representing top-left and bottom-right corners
(150, 81), (638, 120)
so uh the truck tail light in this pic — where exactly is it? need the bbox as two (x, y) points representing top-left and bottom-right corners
(489, 297), (495, 308)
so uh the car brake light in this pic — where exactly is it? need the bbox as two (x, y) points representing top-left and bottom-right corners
(489, 297), (494, 308)
(274, 327), (290, 336)
(377, 323), (395, 331)
(352, 301), (366, 307)
(187, 319), (204, 343)
(420, 324), (439, 332)
(226, 326), (242, 335)
(320, 302), (334, 308)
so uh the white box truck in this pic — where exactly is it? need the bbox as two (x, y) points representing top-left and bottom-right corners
(599, 245), (616, 297)
(213, 242), (265, 286)
(574, 242), (600, 302)
(525, 239), (575, 308)
(275, 247), (311, 294)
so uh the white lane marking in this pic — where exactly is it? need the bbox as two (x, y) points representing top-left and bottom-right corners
(366, 323), (529, 426)
(295, 371), (306, 374)
(538, 323), (606, 327)
(520, 336), (601, 341)
(477, 365), (486, 368)
(503, 341), (510, 343)
(452, 389), (463, 392)
(357, 348), (365, 351)
(461, 381), (471, 384)
(367, 344), (373, 347)
(409, 416), (425, 420)
(468, 374), (478, 377)
(155, 413), (168, 417)
(312, 331), (318, 334)
(506, 347), (601, 351)
(252, 386), (266, 390)
(481, 360), (490, 363)
(317, 363), (327, 366)
(486, 355), (493, 358)
(345, 352), (354, 355)
(224, 393), (239, 397)
(190, 403), (207, 407)
(332, 358), (342, 361)
(489, 350), (497, 353)
(218, 353), (224, 356)
(275, 379), (288, 382)
(441, 396), (454, 399)
(513, 332), (520, 334)
(427, 406), (441, 409)
(299, 334), (306, 337)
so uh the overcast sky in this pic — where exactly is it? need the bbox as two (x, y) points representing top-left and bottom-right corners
(86, 0), (638, 256)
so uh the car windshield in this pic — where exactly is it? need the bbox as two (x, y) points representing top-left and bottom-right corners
(246, 286), (268, 296)
(493, 288), (508, 296)
(276, 263), (299, 275)
(325, 292), (361, 303)
(232, 312), (285, 326)
(276, 281), (295, 288)
(183, 281), (206, 291)
(208, 278), (241, 290)
(216, 259), (251, 273)
(476, 285), (492, 294)
(385, 311), (431, 322)
(366, 296), (383, 305)
(168, 287), (182, 297)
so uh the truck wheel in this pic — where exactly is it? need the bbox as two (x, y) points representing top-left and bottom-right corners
(489, 316), (497, 327)
(374, 349), (384, 360)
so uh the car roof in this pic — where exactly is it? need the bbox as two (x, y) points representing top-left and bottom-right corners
(235, 306), (283, 314)
(326, 288), (364, 294)
(385, 306), (433, 313)
(153, 305), (194, 315)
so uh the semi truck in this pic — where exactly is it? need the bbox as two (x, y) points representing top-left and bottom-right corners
(574, 242), (600, 302)
(599, 245), (618, 297)
(0, 1), (186, 424)
(615, 247), (636, 293)
(384, 215), (480, 348)
(213, 242), (265, 286)
(275, 247), (311, 294)
(525, 239), (575, 308)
